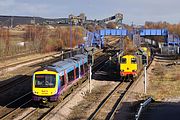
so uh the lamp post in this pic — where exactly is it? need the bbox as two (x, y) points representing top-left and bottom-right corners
(70, 21), (72, 49)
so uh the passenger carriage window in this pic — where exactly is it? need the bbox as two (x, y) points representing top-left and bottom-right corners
(60, 76), (65, 86)
(80, 65), (84, 75)
(131, 58), (137, 64)
(76, 67), (79, 78)
(84, 63), (88, 72)
(120, 58), (126, 63)
(68, 70), (74, 82)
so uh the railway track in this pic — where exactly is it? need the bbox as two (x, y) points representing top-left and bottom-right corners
(19, 106), (55, 120)
(88, 81), (133, 120)
(0, 52), (60, 72)
(0, 51), (110, 120)
(0, 92), (32, 120)
(0, 50), (38, 62)
(154, 54), (179, 60)
(0, 49), (86, 94)
(93, 54), (109, 72)
(0, 75), (32, 94)
(0, 48), (82, 72)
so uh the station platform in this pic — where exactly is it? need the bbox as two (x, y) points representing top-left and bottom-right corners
(140, 102), (180, 120)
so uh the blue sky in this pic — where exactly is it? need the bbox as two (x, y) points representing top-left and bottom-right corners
(0, 0), (179, 25)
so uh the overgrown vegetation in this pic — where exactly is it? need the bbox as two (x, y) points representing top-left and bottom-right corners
(144, 21), (180, 42)
(123, 36), (138, 54)
(148, 62), (180, 101)
(145, 21), (180, 36)
(0, 25), (84, 58)
(106, 22), (117, 29)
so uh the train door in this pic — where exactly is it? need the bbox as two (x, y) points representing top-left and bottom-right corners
(78, 62), (81, 78)
(64, 70), (68, 88)
(82, 59), (85, 74)
(80, 61), (84, 76)
(60, 73), (65, 89)
(84, 62), (88, 72)
(74, 66), (77, 79)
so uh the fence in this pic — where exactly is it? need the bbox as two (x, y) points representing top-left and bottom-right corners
(135, 97), (153, 120)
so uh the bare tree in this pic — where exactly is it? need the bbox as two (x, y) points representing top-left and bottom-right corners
(106, 22), (117, 29)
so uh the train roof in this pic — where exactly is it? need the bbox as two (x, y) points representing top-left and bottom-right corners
(53, 58), (77, 69)
(74, 54), (87, 58)
(74, 54), (88, 62)
(35, 54), (87, 73)
(122, 54), (136, 58)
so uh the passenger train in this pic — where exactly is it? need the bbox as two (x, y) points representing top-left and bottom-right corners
(32, 54), (88, 103)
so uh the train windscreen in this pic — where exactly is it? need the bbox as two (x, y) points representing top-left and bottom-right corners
(121, 58), (126, 63)
(35, 74), (56, 88)
(131, 58), (137, 64)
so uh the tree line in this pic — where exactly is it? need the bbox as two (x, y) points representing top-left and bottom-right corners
(0, 25), (85, 58)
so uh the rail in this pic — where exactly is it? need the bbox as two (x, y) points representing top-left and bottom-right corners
(108, 81), (133, 120)
(88, 82), (123, 120)
(154, 54), (178, 60)
(0, 48), (82, 71)
(0, 92), (32, 119)
(135, 97), (153, 120)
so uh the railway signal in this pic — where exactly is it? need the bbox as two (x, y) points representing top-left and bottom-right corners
(89, 64), (92, 93)
(144, 65), (147, 94)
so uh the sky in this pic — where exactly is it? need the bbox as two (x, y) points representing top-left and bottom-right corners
(0, 0), (180, 25)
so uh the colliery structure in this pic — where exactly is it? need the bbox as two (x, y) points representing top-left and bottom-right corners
(0, 13), (123, 28)
(0, 15), (69, 27)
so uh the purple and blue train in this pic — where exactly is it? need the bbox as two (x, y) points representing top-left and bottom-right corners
(32, 54), (88, 103)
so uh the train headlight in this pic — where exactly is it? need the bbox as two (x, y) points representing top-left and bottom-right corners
(42, 97), (48, 104)
(33, 91), (38, 94)
(51, 90), (57, 95)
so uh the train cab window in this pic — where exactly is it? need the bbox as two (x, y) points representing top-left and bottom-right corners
(35, 74), (56, 88)
(60, 76), (65, 86)
(131, 58), (137, 64)
(68, 70), (74, 82)
(120, 58), (126, 64)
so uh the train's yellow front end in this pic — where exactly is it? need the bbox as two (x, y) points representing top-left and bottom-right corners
(120, 55), (138, 77)
(32, 70), (59, 103)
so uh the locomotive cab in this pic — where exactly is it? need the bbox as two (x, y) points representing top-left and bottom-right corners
(120, 55), (138, 78)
